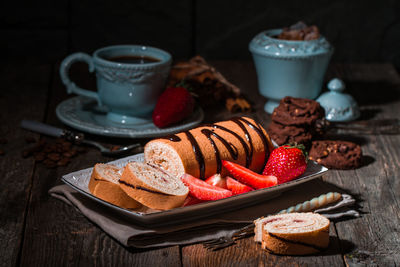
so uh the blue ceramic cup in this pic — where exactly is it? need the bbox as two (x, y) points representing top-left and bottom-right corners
(249, 29), (333, 113)
(60, 45), (172, 124)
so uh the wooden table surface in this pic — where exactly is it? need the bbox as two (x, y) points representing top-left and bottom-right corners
(1, 60), (400, 267)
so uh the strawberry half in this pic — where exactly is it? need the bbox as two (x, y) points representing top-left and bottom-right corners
(205, 173), (227, 189)
(181, 173), (233, 201)
(183, 196), (205, 206)
(263, 144), (307, 184)
(226, 177), (254, 195)
(152, 86), (195, 128)
(222, 160), (277, 189)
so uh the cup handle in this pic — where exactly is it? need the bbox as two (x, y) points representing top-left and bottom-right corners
(59, 52), (101, 105)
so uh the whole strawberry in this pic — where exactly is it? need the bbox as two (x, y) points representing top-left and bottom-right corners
(263, 144), (307, 184)
(152, 86), (195, 128)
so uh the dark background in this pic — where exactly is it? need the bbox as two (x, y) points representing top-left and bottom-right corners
(2, 0), (400, 70)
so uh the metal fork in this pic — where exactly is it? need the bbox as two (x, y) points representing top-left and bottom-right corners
(202, 224), (255, 251)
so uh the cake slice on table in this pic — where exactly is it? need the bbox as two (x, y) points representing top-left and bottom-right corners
(255, 212), (330, 255)
(88, 164), (142, 210)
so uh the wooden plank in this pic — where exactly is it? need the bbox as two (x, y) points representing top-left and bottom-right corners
(322, 64), (400, 266)
(0, 61), (51, 267)
(18, 63), (181, 266)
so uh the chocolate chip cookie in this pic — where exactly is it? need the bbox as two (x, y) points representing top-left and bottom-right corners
(309, 140), (362, 169)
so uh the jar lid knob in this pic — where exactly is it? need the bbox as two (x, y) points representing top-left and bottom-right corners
(327, 78), (345, 92)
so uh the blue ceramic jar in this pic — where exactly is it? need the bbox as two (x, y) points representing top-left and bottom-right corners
(317, 78), (360, 122)
(249, 29), (333, 113)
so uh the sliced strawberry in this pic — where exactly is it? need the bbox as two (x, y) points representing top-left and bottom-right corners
(222, 160), (277, 189)
(226, 177), (254, 195)
(181, 173), (233, 201)
(183, 196), (205, 206)
(205, 173), (227, 189)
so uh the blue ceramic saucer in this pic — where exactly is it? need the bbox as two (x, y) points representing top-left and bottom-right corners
(55, 96), (204, 138)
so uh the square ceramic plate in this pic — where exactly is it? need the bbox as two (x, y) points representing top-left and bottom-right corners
(61, 153), (328, 225)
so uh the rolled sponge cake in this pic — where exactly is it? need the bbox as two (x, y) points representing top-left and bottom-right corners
(144, 116), (274, 179)
(256, 213), (330, 255)
(88, 164), (142, 210)
(119, 162), (189, 210)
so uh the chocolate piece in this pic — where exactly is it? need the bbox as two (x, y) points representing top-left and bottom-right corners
(277, 21), (320, 41)
(309, 140), (362, 169)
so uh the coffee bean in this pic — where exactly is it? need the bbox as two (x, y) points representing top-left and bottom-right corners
(76, 147), (87, 153)
(43, 146), (53, 153)
(57, 157), (70, 166)
(25, 136), (36, 143)
(47, 153), (61, 161)
(61, 142), (72, 151)
(62, 151), (74, 158)
(69, 149), (78, 157)
(22, 150), (31, 158)
(43, 159), (57, 168)
(34, 152), (46, 162)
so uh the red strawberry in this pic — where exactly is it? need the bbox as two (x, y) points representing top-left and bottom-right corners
(181, 173), (233, 201)
(226, 177), (254, 195)
(263, 144), (307, 184)
(205, 173), (227, 189)
(152, 86), (195, 128)
(222, 160), (277, 189)
(183, 196), (205, 206)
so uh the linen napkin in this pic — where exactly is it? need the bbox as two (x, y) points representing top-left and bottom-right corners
(49, 178), (358, 248)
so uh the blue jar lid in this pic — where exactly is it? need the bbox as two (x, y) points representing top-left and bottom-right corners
(317, 78), (360, 122)
(249, 29), (333, 58)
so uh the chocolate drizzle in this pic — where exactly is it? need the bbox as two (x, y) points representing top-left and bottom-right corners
(201, 129), (239, 174)
(119, 180), (169, 196)
(211, 124), (251, 168)
(232, 117), (271, 167)
(160, 134), (181, 142)
(184, 131), (206, 179)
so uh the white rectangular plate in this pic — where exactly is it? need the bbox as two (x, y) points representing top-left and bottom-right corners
(62, 153), (328, 225)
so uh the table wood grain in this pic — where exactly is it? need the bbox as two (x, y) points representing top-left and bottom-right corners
(1, 60), (399, 267)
